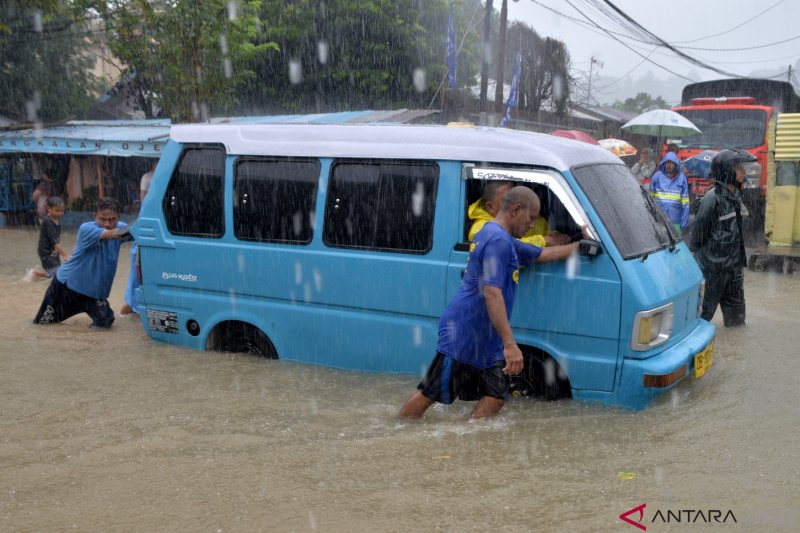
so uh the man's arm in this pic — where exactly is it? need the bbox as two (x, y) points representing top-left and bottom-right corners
(536, 241), (579, 263)
(483, 285), (523, 376)
(55, 243), (69, 261)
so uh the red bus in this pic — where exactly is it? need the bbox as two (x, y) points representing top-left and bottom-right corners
(670, 79), (800, 226)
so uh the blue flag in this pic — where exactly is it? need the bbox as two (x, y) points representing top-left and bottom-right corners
(500, 49), (522, 128)
(446, 1), (457, 89)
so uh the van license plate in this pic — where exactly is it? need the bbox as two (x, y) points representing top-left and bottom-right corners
(694, 342), (714, 379)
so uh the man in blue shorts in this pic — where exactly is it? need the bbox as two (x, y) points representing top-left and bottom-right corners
(33, 197), (131, 329)
(398, 186), (580, 419)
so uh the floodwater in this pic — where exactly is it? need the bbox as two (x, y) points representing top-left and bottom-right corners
(1, 226), (798, 532)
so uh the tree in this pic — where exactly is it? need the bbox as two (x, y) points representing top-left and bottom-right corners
(503, 22), (570, 118)
(95, 0), (278, 121)
(236, 0), (483, 114)
(613, 92), (668, 113)
(0, 0), (100, 123)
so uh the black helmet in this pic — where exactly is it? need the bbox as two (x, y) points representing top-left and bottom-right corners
(711, 148), (757, 185)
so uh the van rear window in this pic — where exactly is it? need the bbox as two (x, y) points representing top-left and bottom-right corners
(323, 160), (438, 254)
(163, 145), (226, 238)
(233, 158), (320, 244)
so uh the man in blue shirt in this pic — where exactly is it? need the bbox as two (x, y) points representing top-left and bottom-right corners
(399, 186), (580, 419)
(34, 198), (130, 329)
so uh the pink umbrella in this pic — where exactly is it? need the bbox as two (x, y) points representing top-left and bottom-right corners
(549, 129), (600, 145)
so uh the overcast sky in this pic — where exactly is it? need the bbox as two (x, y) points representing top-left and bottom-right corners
(505, 0), (800, 104)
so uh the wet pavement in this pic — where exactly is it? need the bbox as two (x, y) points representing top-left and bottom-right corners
(1, 226), (799, 532)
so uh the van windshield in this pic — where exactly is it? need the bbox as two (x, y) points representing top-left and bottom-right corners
(571, 164), (676, 260)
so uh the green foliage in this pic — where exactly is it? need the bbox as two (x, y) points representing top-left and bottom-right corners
(97, 0), (278, 121)
(236, 0), (483, 114)
(613, 92), (668, 113)
(504, 22), (571, 118)
(0, 0), (100, 122)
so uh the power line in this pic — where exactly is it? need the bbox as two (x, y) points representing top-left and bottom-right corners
(671, 0), (785, 44)
(676, 34), (800, 52)
(562, 0), (695, 82)
(597, 0), (745, 78)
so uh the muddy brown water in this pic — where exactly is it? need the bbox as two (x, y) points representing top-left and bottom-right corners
(1, 227), (798, 532)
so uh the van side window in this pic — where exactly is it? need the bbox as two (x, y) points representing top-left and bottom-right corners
(163, 145), (225, 238)
(464, 178), (580, 242)
(323, 160), (438, 253)
(233, 158), (320, 244)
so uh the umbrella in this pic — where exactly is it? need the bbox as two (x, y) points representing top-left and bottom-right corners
(682, 150), (719, 178)
(549, 129), (599, 145)
(598, 138), (638, 157)
(621, 109), (702, 138)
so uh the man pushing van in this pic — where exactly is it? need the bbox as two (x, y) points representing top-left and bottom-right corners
(399, 186), (580, 419)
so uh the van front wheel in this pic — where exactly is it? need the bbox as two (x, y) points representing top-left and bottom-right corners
(207, 321), (277, 359)
(511, 350), (571, 401)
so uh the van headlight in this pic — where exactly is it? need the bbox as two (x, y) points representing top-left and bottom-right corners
(631, 303), (674, 351)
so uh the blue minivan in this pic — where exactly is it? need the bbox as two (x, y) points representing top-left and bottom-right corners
(132, 123), (715, 410)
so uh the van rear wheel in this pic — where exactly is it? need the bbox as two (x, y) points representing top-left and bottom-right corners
(511, 350), (571, 401)
(207, 321), (277, 359)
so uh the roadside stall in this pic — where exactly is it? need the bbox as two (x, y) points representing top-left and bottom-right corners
(0, 120), (170, 226)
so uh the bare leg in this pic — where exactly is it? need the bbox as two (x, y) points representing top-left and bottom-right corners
(469, 396), (505, 419)
(398, 391), (435, 419)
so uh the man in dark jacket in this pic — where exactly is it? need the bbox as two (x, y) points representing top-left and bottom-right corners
(690, 148), (756, 327)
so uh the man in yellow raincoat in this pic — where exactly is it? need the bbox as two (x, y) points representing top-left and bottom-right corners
(467, 181), (569, 247)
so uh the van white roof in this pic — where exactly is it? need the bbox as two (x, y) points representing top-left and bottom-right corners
(169, 123), (621, 171)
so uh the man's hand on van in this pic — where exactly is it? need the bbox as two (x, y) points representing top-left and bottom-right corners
(502, 342), (524, 376)
(536, 241), (579, 263)
(580, 224), (593, 241)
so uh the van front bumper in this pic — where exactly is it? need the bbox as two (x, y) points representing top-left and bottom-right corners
(572, 319), (716, 410)
(615, 319), (716, 410)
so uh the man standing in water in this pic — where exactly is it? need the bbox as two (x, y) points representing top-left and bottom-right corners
(399, 187), (579, 419)
(33, 198), (130, 329)
(691, 148), (756, 327)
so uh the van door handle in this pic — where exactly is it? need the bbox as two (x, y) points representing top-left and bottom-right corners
(461, 269), (466, 279)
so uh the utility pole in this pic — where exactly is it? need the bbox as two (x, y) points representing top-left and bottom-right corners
(587, 56), (603, 104)
(494, 0), (508, 118)
(788, 64), (793, 83)
(479, 0), (494, 124)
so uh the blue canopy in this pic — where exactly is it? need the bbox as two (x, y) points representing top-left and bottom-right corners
(0, 120), (171, 158)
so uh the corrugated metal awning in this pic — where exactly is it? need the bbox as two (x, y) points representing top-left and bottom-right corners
(0, 120), (170, 157)
(776, 113), (800, 161)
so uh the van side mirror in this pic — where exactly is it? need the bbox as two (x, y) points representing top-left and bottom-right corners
(578, 239), (602, 257)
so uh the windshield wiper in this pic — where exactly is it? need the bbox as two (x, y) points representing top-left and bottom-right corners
(638, 185), (677, 257)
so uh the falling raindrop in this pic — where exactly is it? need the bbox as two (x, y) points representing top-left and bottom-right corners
(289, 59), (303, 84)
(313, 269), (323, 292)
(565, 249), (578, 279)
(32, 10), (42, 32)
(412, 326), (423, 347)
(411, 181), (425, 216)
(227, 1), (238, 21)
(412, 68), (426, 93)
(552, 74), (565, 101)
(294, 262), (303, 284)
(223, 58), (233, 79)
(219, 34), (229, 55)
(25, 92), (40, 122)
(317, 41), (329, 65)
